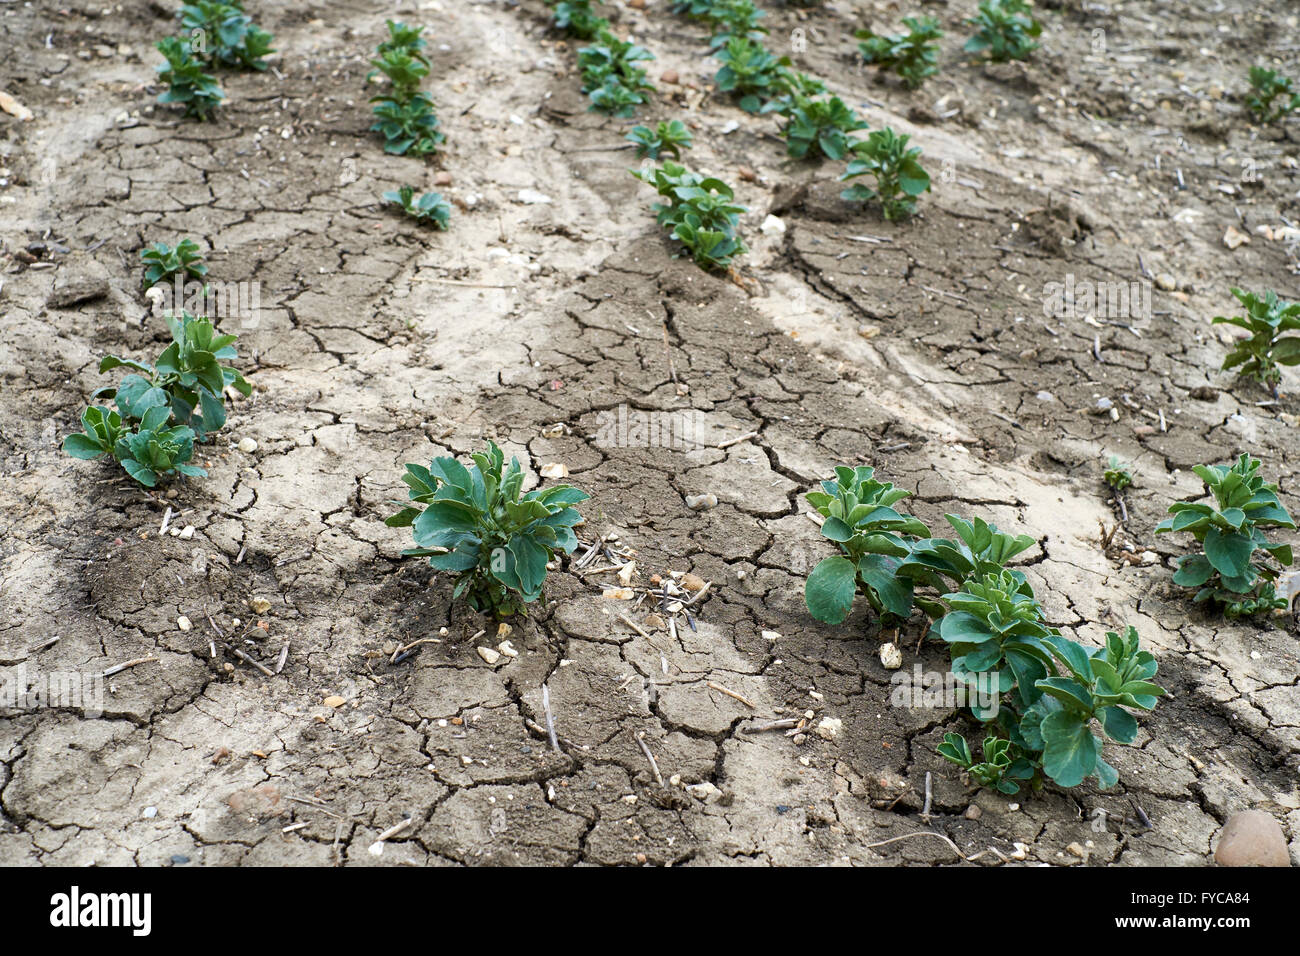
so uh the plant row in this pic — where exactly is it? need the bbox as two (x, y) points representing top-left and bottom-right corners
(155, 1), (275, 120)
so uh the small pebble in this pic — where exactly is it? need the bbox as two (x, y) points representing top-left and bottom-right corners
(879, 642), (903, 670)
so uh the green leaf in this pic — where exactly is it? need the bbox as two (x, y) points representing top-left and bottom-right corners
(804, 555), (858, 624)
(938, 610), (996, 644)
(858, 553), (914, 620)
(1040, 711), (1097, 788)
(1172, 554), (1215, 587)
(1098, 705), (1138, 744)
(63, 433), (108, 459)
(1203, 526), (1255, 579)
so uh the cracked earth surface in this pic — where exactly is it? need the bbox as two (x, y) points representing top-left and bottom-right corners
(1, 0), (1299, 866)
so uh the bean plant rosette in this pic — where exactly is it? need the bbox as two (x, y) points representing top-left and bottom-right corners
(63, 311), (250, 487)
(1155, 454), (1296, 618)
(840, 128), (931, 220)
(1213, 288), (1300, 395)
(803, 466), (932, 627)
(387, 442), (589, 618)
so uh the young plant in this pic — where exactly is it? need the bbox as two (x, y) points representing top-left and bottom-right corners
(803, 466), (932, 626)
(1155, 454), (1295, 619)
(626, 120), (694, 160)
(760, 67), (828, 118)
(937, 733), (1030, 794)
(1104, 456), (1134, 521)
(775, 95), (868, 161)
(95, 311), (251, 438)
(155, 36), (225, 120)
(63, 312), (250, 487)
(179, 1), (275, 71)
(1213, 288), (1300, 395)
(578, 30), (655, 117)
(1104, 456), (1133, 493)
(631, 162), (748, 271)
(941, 621), (1164, 790)
(1246, 66), (1300, 124)
(383, 186), (451, 229)
(65, 405), (203, 488)
(704, 0), (769, 48)
(550, 0), (608, 40)
(897, 514), (1038, 618)
(141, 239), (208, 288)
(369, 48), (444, 156)
(800, 463), (1039, 628)
(964, 0), (1041, 63)
(386, 442), (589, 617)
(840, 127), (931, 220)
(856, 15), (943, 89)
(375, 20), (429, 61)
(713, 35), (792, 113)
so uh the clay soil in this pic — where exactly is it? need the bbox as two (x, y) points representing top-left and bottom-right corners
(1, 0), (1299, 866)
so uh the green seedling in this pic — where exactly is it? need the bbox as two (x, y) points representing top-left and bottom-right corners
(155, 36), (225, 120)
(1246, 66), (1300, 124)
(775, 95), (868, 161)
(840, 127), (931, 220)
(369, 47), (444, 156)
(551, 0), (609, 40)
(1156, 454), (1296, 619)
(1104, 456), (1134, 521)
(704, 0), (769, 48)
(803, 466), (932, 626)
(375, 20), (429, 61)
(64, 312), (250, 486)
(626, 120), (694, 160)
(857, 16), (943, 88)
(94, 311), (251, 438)
(64, 404), (204, 488)
(713, 35), (793, 113)
(631, 161), (748, 271)
(142, 239), (207, 288)
(179, 1), (275, 71)
(1104, 457), (1133, 493)
(937, 733), (1030, 794)
(383, 186), (451, 229)
(938, 622), (1164, 793)
(578, 30), (655, 116)
(964, 0), (1041, 63)
(387, 441), (589, 618)
(1213, 288), (1300, 396)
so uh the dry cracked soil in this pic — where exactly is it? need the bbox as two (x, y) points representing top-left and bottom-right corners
(1, 0), (1299, 867)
